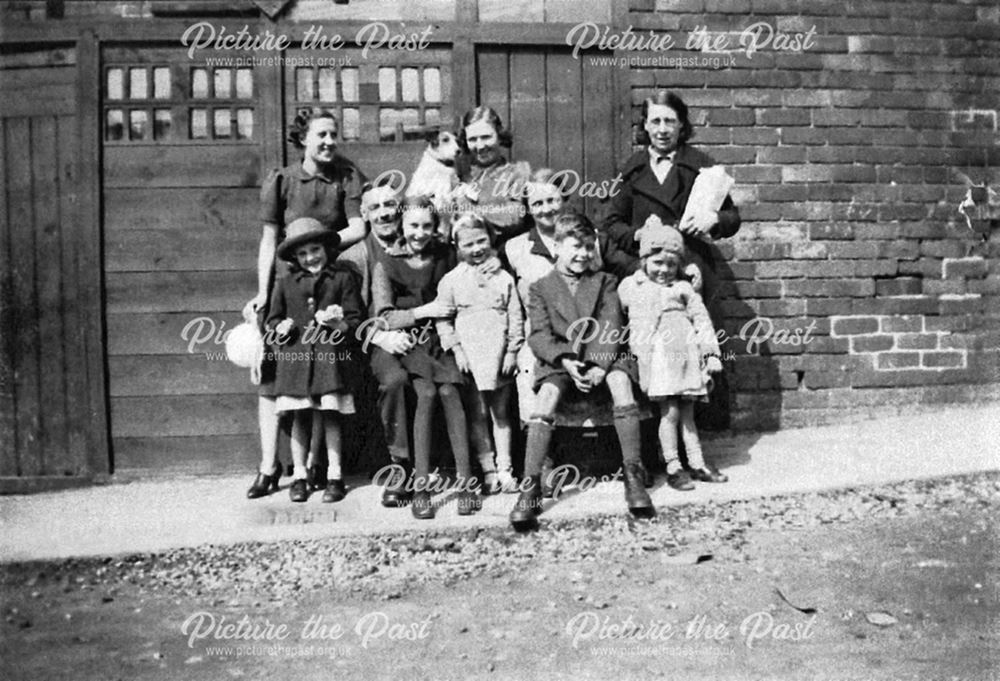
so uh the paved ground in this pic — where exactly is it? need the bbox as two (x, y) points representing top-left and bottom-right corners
(1, 404), (998, 562)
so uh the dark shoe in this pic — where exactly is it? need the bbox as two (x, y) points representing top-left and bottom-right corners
(322, 479), (347, 502)
(690, 467), (728, 483)
(289, 478), (309, 502)
(456, 489), (480, 516)
(307, 465), (327, 491)
(381, 460), (412, 508)
(666, 469), (695, 491)
(246, 469), (279, 499)
(623, 462), (655, 517)
(509, 476), (542, 531)
(411, 491), (435, 520)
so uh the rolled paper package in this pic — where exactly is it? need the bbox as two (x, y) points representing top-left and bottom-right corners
(678, 165), (735, 241)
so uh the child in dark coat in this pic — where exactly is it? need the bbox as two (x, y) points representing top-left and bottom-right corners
(509, 212), (654, 530)
(266, 217), (364, 503)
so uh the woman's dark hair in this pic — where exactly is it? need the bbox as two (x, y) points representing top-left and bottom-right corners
(288, 107), (339, 148)
(399, 194), (441, 229)
(458, 105), (513, 152)
(637, 90), (694, 146)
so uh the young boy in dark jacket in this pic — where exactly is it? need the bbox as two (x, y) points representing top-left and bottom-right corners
(510, 212), (654, 530)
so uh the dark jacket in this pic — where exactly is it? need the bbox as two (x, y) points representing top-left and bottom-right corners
(265, 264), (364, 397)
(603, 144), (741, 278)
(528, 269), (636, 388)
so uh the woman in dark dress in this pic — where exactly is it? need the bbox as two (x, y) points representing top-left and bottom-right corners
(243, 108), (367, 499)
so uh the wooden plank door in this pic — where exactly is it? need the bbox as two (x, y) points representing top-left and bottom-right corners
(100, 46), (261, 475)
(0, 44), (107, 490)
(475, 46), (616, 215)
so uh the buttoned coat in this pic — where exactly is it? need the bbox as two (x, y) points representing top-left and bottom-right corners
(265, 264), (364, 398)
(603, 144), (741, 278)
(527, 269), (637, 389)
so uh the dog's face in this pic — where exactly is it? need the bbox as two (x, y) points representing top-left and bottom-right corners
(426, 130), (461, 166)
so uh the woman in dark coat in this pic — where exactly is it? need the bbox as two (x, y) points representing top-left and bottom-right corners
(603, 90), (741, 430)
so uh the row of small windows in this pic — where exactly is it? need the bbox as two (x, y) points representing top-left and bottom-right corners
(103, 64), (443, 143)
(106, 108), (254, 141)
(106, 66), (253, 101)
(293, 66), (441, 103)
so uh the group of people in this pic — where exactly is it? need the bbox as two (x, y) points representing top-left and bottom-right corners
(241, 90), (742, 530)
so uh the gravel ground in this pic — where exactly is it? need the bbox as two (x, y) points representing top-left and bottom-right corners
(3, 471), (997, 605)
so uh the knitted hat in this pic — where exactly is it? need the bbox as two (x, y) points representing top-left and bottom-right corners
(276, 217), (340, 261)
(637, 216), (685, 258)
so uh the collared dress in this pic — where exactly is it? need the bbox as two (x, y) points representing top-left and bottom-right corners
(255, 157), (366, 396)
(434, 258), (524, 391)
(264, 264), (364, 413)
(617, 271), (720, 401)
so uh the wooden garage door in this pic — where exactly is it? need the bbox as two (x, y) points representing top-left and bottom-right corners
(0, 45), (108, 490)
(476, 46), (616, 215)
(101, 46), (261, 475)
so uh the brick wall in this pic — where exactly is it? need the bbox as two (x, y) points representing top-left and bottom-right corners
(629, 0), (1000, 429)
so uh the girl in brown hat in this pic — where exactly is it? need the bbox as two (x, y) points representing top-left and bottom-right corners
(266, 217), (365, 502)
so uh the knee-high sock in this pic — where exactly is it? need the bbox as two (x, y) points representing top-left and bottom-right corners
(523, 416), (555, 478)
(613, 404), (642, 465)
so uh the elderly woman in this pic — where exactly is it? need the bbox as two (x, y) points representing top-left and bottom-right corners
(457, 106), (532, 250)
(243, 107), (367, 501)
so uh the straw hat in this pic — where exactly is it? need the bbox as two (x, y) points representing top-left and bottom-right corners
(276, 217), (340, 261)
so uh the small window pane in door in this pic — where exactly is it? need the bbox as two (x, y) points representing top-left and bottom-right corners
(236, 109), (254, 139)
(106, 68), (124, 100)
(214, 109), (232, 138)
(401, 68), (420, 101)
(153, 109), (172, 139)
(378, 68), (396, 102)
(214, 69), (232, 98)
(342, 108), (359, 140)
(191, 68), (209, 98)
(236, 69), (254, 98)
(190, 109), (208, 138)
(423, 68), (441, 103)
(153, 67), (171, 99)
(129, 68), (148, 99)
(106, 109), (124, 140)
(318, 69), (337, 101)
(341, 68), (359, 101)
(129, 110), (148, 140)
(296, 68), (314, 101)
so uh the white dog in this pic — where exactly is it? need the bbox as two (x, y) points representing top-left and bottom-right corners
(406, 128), (462, 237)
